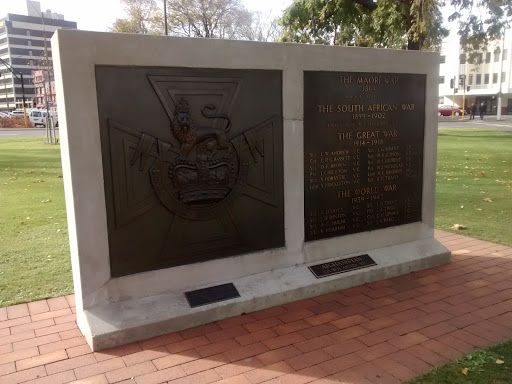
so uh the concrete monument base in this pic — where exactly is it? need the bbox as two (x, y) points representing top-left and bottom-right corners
(81, 237), (448, 350)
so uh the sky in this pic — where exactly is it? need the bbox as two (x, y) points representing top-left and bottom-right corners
(0, 0), (293, 32)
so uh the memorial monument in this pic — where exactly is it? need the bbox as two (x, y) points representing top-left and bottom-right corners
(53, 30), (450, 350)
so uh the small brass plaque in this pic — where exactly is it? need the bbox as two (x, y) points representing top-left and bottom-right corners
(308, 254), (377, 278)
(185, 283), (241, 308)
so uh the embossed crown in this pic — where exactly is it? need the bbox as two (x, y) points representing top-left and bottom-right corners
(171, 152), (236, 206)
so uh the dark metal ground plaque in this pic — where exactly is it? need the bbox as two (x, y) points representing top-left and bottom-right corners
(95, 67), (284, 277)
(185, 283), (241, 308)
(304, 72), (426, 242)
(308, 254), (377, 278)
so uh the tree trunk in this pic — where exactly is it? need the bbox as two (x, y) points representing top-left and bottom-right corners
(407, 34), (425, 50)
(407, 39), (420, 50)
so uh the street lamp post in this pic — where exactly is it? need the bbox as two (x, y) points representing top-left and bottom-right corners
(497, 34), (506, 121)
(164, 0), (168, 35)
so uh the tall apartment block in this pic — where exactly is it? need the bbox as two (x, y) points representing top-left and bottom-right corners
(0, 0), (77, 111)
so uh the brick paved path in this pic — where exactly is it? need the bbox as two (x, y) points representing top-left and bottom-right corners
(1, 230), (512, 384)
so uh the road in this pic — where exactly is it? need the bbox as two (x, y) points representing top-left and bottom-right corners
(1, 116), (511, 138)
(438, 115), (512, 133)
(0, 128), (59, 138)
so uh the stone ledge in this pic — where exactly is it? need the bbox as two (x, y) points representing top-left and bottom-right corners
(79, 237), (450, 351)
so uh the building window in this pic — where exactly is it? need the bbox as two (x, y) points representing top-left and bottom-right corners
(486, 52), (491, 63)
(493, 73), (498, 83)
(477, 53), (483, 63)
(440, 55), (446, 64)
(439, 76), (445, 84)
(504, 50), (508, 60)
(485, 74), (490, 84)
(468, 74), (473, 84)
(476, 74), (482, 84)
(502, 72), (506, 82)
(460, 54), (466, 64)
(494, 50), (500, 62)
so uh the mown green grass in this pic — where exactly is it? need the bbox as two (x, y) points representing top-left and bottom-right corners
(0, 129), (511, 307)
(435, 128), (512, 245)
(407, 341), (512, 384)
(0, 137), (72, 307)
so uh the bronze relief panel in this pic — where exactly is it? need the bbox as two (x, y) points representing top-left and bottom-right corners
(95, 67), (284, 277)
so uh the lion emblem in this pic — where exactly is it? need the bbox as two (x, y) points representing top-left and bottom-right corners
(171, 98), (231, 157)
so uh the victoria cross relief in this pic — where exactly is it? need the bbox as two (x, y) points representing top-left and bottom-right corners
(96, 67), (284, 277)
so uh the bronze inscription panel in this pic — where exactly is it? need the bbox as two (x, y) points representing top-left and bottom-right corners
(96, 66), (284, 277)
(304, 72), (425, 242)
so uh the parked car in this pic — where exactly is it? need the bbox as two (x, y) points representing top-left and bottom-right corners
(438, 105), (468, 116)
(10, 110), (26, 118)
(0, 111), (10, 117)
(28, 110), (59, 127)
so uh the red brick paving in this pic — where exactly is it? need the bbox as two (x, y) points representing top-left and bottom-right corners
(1, 231), (512, 383)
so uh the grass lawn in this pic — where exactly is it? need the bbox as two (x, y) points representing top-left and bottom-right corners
(0, 137), (72, 307)
(0, 128), (511, 307)
(435, 128), (512, 245)
(0, 131), (512, 380)
(407, 341), (512, 383)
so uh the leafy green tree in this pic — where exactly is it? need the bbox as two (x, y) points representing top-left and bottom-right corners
(451, 0), (511, 53)
(279, 0), (511, 51)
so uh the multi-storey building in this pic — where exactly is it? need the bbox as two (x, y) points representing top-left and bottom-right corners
(439, 29), (511, 115)
(33, 69), (56, 108)
(0, 0), (77, 111)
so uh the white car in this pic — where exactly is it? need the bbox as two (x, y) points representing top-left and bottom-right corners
(10, 110), (26, 117)
(29, 110), (59, 127)
(0, 112), (10, 117)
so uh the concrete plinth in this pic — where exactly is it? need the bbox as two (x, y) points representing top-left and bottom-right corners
(52, 30), (450, 351)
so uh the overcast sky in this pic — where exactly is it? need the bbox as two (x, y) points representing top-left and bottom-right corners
(1, 0), (292, 32)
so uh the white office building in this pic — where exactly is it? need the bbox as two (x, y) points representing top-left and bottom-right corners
(439, 29), (511, 115)
(0, 0), (77, 111)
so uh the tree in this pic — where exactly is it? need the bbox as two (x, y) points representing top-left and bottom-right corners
(279, 0), (511, 51)
(111, 0), (281, 41)
(111, 0), (163, 34)
(167, 0), (253, 39)
(450, 0), (512, 54)
(244, 11), (281, 42)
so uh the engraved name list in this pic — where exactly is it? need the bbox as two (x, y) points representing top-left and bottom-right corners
(304, 72), (426, 242)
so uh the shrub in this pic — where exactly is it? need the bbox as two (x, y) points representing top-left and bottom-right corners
(0, 116), (34, 128)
